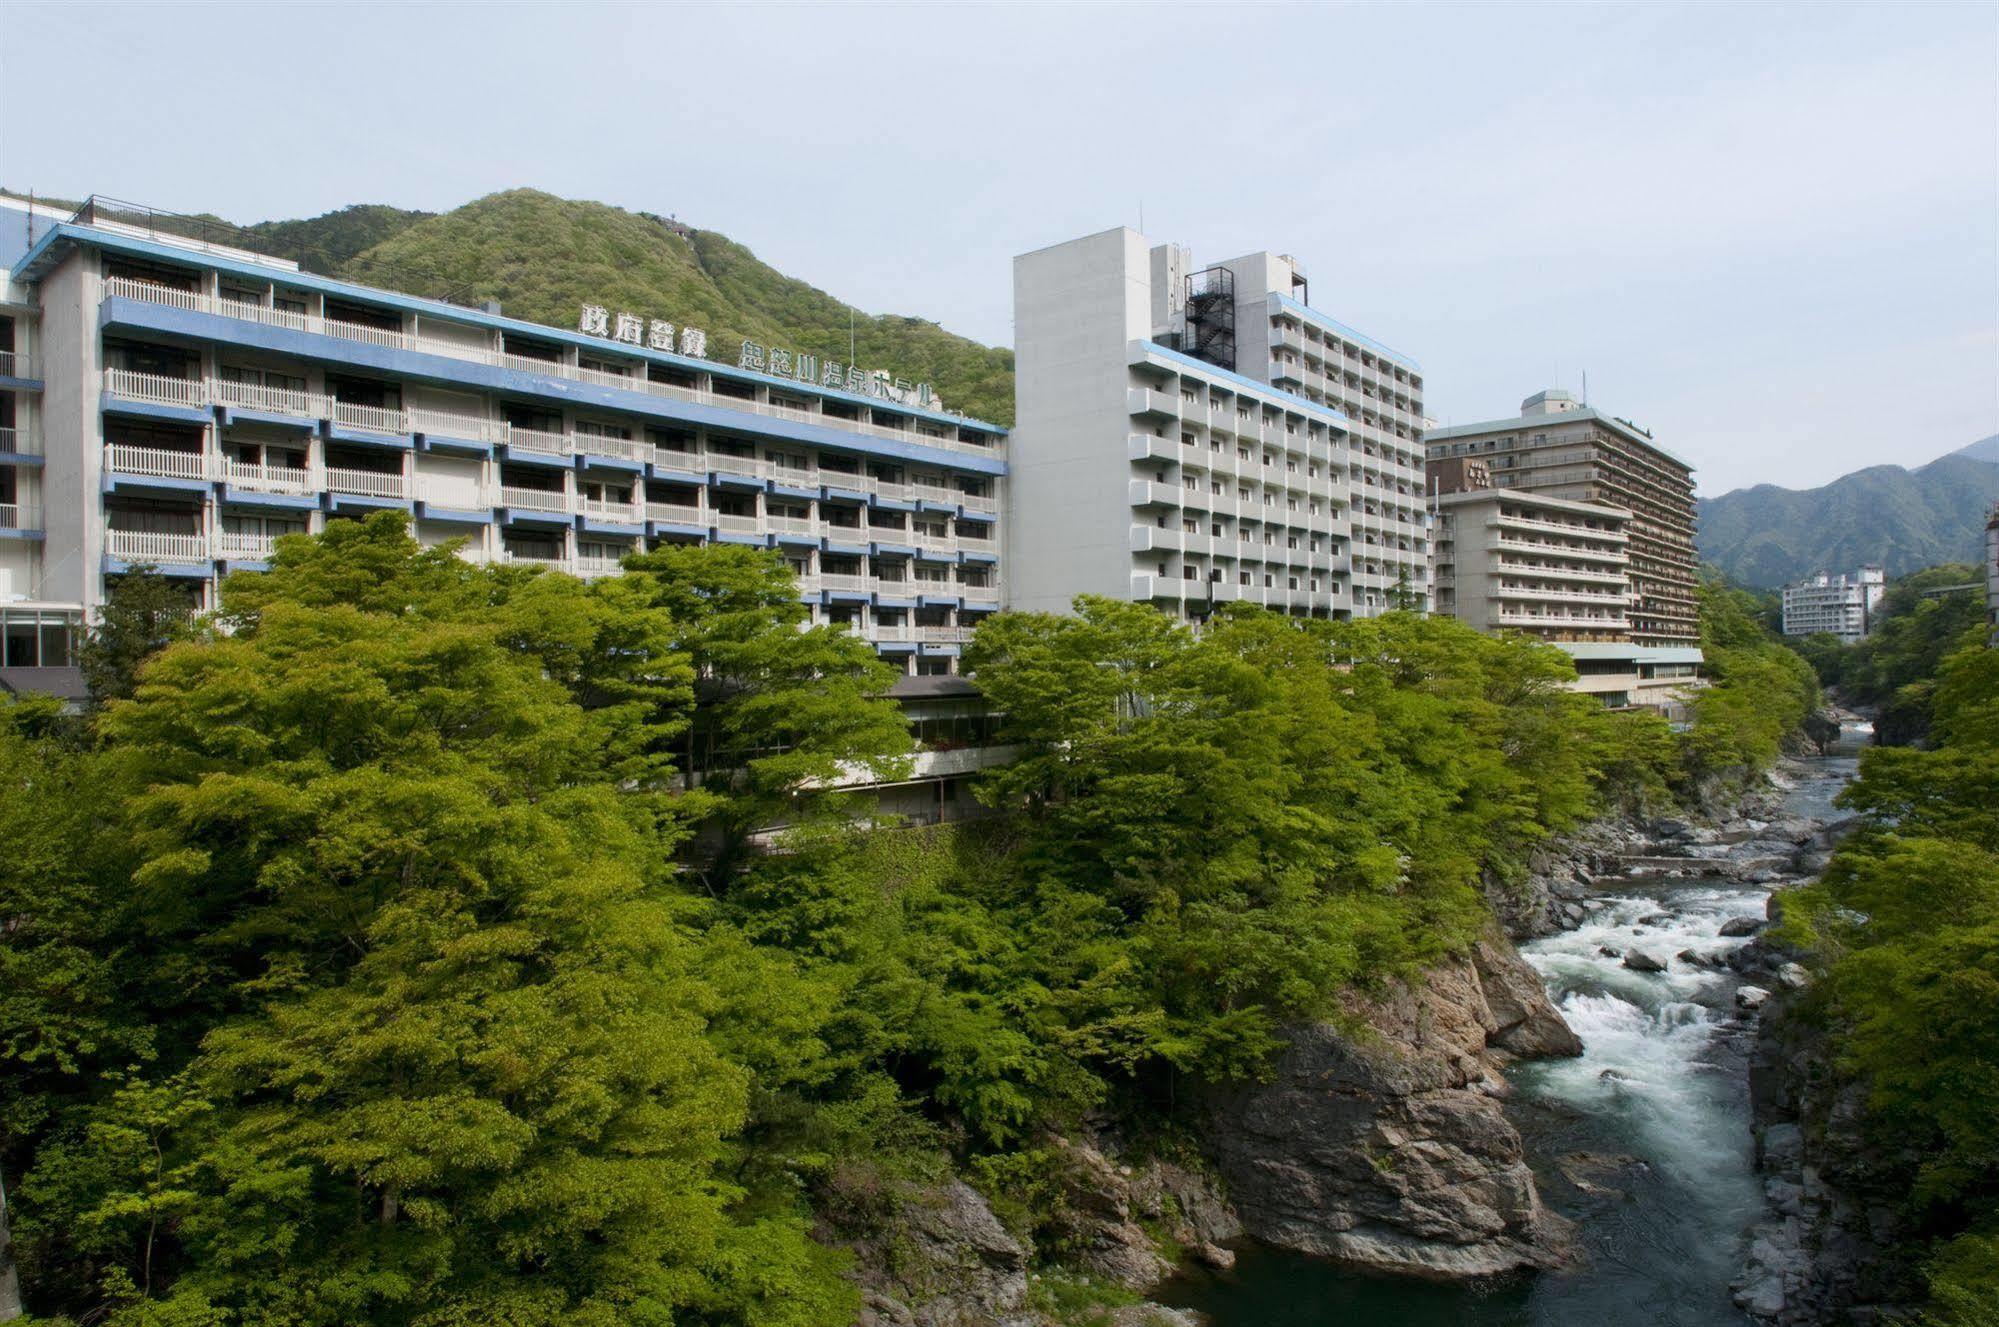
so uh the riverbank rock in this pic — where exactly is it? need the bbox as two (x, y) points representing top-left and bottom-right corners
(1040, 1136), (1240, 1291)
(1720, 916), (1765, 938)
(1622, 946), (1668, 973)
(1737, 983), (1926, 1324)
(1206, 929), (1580, 1280)
(851, 1179), (1039, 1327)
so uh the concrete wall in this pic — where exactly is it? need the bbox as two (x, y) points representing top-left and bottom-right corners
(1007, 228), (1151, 614)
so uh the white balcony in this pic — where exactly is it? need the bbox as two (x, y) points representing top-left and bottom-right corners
(0, 427), (32, 457)
(580, 496), (641, 522)
(500, 484), (570, 512)
(870, 480), (913, 503)
(707, 452), (764, 479)
(500, 549), (574, 574)
(106, 529), (208, 562)
(821, 573), (872, 594)
(960, 585), (1001, 606)
(646, 501), (703, 524)
(872, 622), (915, 643)
(0, 503), (39, 531)
(327, 467), (409, 500)
(575, 431), (649, 463)
(408, 407), (498, 442)
(769, 460), (819, 485)
(104, 368), (207, 408)
(222, 458), (315, 495)
(503, 424), (572, 456)
(713, 512), (762, 535)
(767, 515), (820, 538)
(0, 350), (38, 379)
(106, 443), (208, 480)
(912, 531), (957, 556)
(959, 491), (999, 514)
(213, 378), (325, 419)
(331, 400), (407, 435)
(575, 553), (625, 578)
(217, 530), (285, 557)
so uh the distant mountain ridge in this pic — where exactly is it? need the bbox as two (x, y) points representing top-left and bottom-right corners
(1698, 436), (1999, 588)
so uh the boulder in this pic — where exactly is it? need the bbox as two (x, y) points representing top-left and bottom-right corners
(852, 1179), (1038, 1327)
(1622, 947), (1669, 973)
(1776, 963), (1813, 992)
(1736, 986), (1773, 1012)
(1192, 1241), (1236, 1270)
(1719, 916), (1764, 938)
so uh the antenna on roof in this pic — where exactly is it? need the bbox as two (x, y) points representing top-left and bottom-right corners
(1582, 369), (1588, 406)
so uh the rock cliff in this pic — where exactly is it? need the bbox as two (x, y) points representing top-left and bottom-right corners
(1206, 929), (1582, 1280)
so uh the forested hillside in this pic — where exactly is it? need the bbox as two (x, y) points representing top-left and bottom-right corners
(1697, 444), (1999, 588)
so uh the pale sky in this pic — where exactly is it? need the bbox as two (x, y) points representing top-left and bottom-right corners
(2, 1), (1994, 496)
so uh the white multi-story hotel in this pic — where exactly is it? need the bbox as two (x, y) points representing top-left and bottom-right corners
(1009, 228), (1429, 622)
(1430, 486), (1633, 642)
(1781, 566), (1885, 644)
(0, 196), (1008, 690)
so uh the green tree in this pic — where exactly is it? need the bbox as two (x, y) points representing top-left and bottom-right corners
(79, 569), (198, 705)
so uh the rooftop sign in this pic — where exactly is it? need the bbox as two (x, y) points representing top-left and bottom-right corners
(577, 303), (943, 414)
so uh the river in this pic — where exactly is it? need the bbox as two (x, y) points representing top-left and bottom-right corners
(1162, 748), (1863, 1327)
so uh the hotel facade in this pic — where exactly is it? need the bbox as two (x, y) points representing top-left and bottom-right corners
(1425, 389), (1698, 648)
(1780, 566), (1885, 644)
(1008, 228), (1430, 622)
(0, 197), (1007, 689)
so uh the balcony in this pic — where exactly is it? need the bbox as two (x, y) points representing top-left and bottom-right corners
(0, 350), (38, 380)
(0, 427), (33, 457)
(911, 481), (957, 505)
(222, 458), (315, 495)
(106, 443), (208, 480)
(500, 484), (570, 512)
(580, 496), (642, 523)
(713, 512), (762, 535)
(499, 549), (574, 574)
(912, 531), (958, 556)
(217, 529), (285, 557)
(503, 424), (572, 456)
(916, 625), (975, 644)
(575, 553), (625, 578)
(575, 432), (649, 463)
(0, 502), (39, 531)
(821, 573), (872, 594)
(213, 377), (325, 419)
(960, 585), (1001, 607)
(769, 460), (819, 486)
(646, 500), (703, 525)
(104, 368), (207, 408)
(106, 529), (208, 562)
(767, 515), (820, 538)
(330, 400), (408, 436)
(327, 467), (409, 500)
(1128, 387), (1177, 418)
(408, 406), (499, 442)
(707, 453), (763, 479)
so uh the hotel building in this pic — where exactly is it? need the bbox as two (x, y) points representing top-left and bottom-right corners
(1429, 486), (1633, 642)
(0, 197), (1007, 691)
(1781, 566), (1885, 644)
(1426, 389), (1698, 647)
(1009, 228), (1429, 622)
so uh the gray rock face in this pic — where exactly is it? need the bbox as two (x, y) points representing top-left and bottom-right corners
(1720, 915), (1765, 938)
(856, 1180), (1039, 1327)
(1208, 931), (1580, 1280)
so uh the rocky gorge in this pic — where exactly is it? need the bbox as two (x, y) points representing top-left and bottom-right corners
(846, 744), (1874, 1326)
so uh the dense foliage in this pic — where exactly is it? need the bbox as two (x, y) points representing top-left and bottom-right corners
(1697, 446), (1999, 587)
(1, 518), (1802, 1323)
(1680, 579), (1821, 779)
(1790, 564), (1988, 745)
(1780, 640), (1999, 1322)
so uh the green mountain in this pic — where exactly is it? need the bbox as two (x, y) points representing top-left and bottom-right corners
(1697, 443), (1999, 587)
(251, 190), (1014, 424)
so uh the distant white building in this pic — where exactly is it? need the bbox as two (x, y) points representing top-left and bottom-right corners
(1781, 566), (1886, 644)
